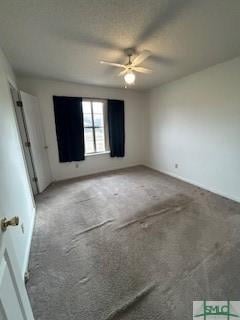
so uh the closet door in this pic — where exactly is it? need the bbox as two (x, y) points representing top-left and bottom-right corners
(20, 91), (52, 192)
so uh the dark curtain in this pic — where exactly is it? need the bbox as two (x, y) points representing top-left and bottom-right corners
(53, 96), (85, 162)
(108, 99), (125, 157)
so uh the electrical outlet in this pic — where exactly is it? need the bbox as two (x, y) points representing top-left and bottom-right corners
(175, 163), (178, 169)
(21, 223), (24, 234)
(75, 163), (79, 168)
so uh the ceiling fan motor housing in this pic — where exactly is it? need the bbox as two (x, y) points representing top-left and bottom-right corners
(124, 48), (136, 57)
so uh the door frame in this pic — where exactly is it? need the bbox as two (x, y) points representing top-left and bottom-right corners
(9, 84), (39, 195)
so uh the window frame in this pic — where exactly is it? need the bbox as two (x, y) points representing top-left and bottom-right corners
(83, 98), (109, 155)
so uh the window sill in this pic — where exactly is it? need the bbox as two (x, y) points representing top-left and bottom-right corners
(85, 151), (110, 157)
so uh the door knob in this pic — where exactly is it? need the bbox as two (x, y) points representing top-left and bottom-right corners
(1, 216), (19, 232)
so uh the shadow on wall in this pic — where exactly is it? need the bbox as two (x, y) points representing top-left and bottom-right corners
(53, 0), (193, 68)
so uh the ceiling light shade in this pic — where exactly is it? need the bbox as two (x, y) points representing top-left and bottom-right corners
(124, 71), (135, 85)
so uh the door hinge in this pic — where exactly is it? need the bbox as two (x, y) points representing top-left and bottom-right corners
(33, 176), (38, 183)
(24, 271), (30, 284)
(25, 141), (31, 148)
(16, 100), (23, 107)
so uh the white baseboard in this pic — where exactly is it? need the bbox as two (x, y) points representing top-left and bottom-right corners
(55, 162), (144, 182)
(145, 164), (240, 204)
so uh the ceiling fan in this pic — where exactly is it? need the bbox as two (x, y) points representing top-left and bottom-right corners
(100, 48), (152, 86)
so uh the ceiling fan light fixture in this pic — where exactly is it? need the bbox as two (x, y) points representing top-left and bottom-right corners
(124, 71), (135, 85)
(100, 49), (152, 85)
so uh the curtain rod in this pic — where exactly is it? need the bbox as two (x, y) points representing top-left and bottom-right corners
(82, 97), (123, 101)
(54, 95), (123, 101)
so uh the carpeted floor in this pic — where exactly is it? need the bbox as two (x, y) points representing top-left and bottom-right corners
(27, 166), (240, 320)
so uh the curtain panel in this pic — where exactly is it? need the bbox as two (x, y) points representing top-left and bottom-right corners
(53, 96), (85, 162)
(107, 99), (125, 157)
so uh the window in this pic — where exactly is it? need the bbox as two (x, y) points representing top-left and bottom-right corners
(83, 99), (109, 154)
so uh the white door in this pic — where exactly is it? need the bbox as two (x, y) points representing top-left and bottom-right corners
(0, 59), (35, 318)
(20, 91), (52, 192)
(0, 229), (34, 320)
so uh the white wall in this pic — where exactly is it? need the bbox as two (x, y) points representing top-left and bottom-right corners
(0, 48), (35, 276)
(146, 56), (240, 202)
(18, 78), (147, 181)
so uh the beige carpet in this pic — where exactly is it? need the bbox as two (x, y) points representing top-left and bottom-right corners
(27, 166), (240, 319)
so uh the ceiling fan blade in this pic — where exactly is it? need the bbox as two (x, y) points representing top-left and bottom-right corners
(132, 66), (152, 74)
(118, 69), (128, 76)
(132, 50), (151, 66)
(100, 61), (126, 68)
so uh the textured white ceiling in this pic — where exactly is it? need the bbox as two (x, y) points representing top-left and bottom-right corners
(0, 0), (240, 90)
